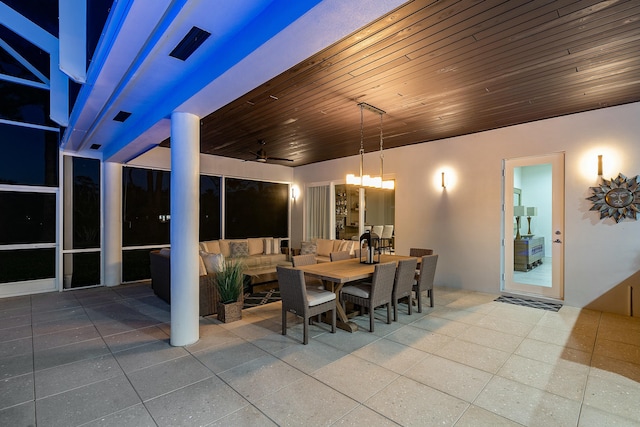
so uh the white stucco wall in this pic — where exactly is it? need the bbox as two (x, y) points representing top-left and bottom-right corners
(293, 102), (640, 312)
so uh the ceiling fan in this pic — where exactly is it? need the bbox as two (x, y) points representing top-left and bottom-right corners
(249, 140), (293, 163)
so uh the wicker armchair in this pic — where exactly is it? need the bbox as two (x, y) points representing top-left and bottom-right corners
(329, 251), (351, 262)
(391, 257), (418, 321)
(409, 248), (434, 257)
(340, 261), (396, 332)
(413, 254), (438, 311)
(276, 266), (336, 344)
(292, 254), (324, 290)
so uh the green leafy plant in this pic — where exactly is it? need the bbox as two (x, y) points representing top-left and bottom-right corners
(215, 258), (245, 304)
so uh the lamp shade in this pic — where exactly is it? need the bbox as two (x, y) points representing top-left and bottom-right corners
(526, 207), (537, 216)
(514, 205), (526, 216)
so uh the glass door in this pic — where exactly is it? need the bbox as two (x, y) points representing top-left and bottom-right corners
(503, 153), (564, 300)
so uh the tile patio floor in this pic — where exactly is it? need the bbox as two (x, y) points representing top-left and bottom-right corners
(1, 283), (639, 426)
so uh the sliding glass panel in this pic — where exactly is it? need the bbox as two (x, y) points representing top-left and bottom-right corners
(122, 248), (159, 283)
(62, 252), (100, 288)
(71, 158), (101, 249)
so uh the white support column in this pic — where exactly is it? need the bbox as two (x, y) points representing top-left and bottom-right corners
(103, 161), (122, 287)
(170, 111), (200, 346)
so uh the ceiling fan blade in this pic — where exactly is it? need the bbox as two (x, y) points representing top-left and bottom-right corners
(268, 157), (294, 162)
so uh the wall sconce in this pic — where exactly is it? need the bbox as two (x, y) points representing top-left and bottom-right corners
(291, 185), (300, 200)
(441, 172), (446, 188)
(597, 154), (603, 176)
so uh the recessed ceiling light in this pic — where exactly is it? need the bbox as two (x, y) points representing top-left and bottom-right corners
(169, 26), (211, 61)
(113, 111), (131, 122)
(90, 144), (101, 150)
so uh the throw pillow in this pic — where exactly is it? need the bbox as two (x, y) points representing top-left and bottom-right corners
(271, 238), (281, 254)
(200, 251), (225, 274)
(263, 238), (273, 255)
(338, 240), (355, 256)
(229, 241), (249, 258)
(159, 248), (171, 256)
(300, 241), (317, 255)
(247, 238), (264, 256)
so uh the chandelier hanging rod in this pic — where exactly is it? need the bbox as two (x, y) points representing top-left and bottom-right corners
(358, 102), (385, 116)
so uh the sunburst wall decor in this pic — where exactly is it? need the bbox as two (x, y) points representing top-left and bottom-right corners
(587, 173), (640, 223)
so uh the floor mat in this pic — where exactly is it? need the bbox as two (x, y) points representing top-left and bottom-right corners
(243, 288), (281, 309)
(495, 295), (562, 312)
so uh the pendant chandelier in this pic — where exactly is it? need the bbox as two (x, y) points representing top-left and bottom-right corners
(346, 102), (394, 190)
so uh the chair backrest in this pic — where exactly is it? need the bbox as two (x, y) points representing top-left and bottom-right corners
(369, 262), (397, 305)
(372, 225), (384, 238)
(409, 247), (434, 257)
(417, 254), (438, 291)
(330, 251), (351, 262)
(393, 257), (418, 297)
(277, 266), (308, 314)
(381, 225), (394, 239)
(292, 253), (317, 267)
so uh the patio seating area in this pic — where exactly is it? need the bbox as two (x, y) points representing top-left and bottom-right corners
(1, 282), (639, 426)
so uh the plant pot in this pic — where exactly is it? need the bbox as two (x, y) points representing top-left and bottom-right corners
(217, 301), (242, 323)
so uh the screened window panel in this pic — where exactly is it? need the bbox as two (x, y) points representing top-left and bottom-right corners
(0, 248), (55, 284)
(225, 178), (288, 239)
(72, 158), (101, 249)
(0, 192), (56, 244)
(122, 167), (170, 246)
(200, 175), (221, 241)
(0, 124), (58, 187)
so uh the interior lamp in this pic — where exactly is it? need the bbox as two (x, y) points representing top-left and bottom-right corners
(514, 205), (526, 240)
(525, 206), (537, 235)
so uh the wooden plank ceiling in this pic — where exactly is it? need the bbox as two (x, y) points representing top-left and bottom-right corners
(161, 0), (640, 166)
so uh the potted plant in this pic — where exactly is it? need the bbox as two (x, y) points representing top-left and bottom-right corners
(215, 258), (245, 322)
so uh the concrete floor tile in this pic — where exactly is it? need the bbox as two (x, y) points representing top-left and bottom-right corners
(36, 376), (141, 427)
(312, 354), (399, 403)
(365, 376), (468, 426)
(254, 376), (358, 426)
(0, 373), (33, 410)
(127, 355), (214, 401)
(474, 376), (581, 426)
(218, 354), (305, 403)
(81, 404), (156, 427)
(35, 354), (122, 399)
(144, 376), (247, 427)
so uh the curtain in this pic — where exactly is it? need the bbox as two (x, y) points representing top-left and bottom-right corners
(306, 185), (330, 240)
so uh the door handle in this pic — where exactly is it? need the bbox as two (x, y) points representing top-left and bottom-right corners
(554, 239), (562, 243)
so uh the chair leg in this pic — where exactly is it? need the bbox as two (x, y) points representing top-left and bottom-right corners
(303, 315), (309, 345)
(417, 291), (422, 313)
(407, 295), (412, 315)
(429, 289), (434, 307)
(369, 305), (374, 332)
(386, 303), (392, 324)
(282, 310), (287, 335)
(331, 308), (336, 333)
(393, 297), (398, 321)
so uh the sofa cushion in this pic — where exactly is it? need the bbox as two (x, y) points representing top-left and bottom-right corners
(271, 238), (281, 254)
(218, 240), (231, 257)
(248, 238), (264, 256)
(229, 241), (249, 258)
(200, 240), (221, 254)
(316, 239), (334, 257)
(200, 251), (224, 274)
(333, 240), (343, 252)
(300, 241), (316, 255)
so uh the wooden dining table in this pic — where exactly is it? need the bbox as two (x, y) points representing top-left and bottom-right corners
(294, 254), (418, 332)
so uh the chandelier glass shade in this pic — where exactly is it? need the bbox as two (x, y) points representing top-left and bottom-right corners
(346, 102), (394, 190)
